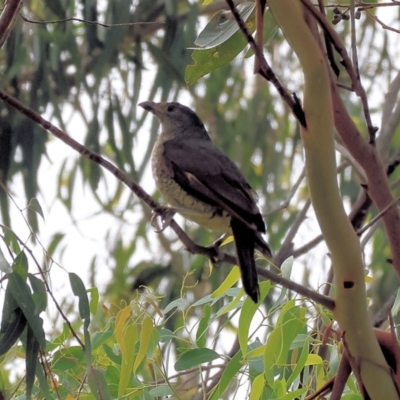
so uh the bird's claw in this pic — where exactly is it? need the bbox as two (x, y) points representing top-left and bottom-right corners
(151, 207), (176, 233)
(207, 241), (224, 264)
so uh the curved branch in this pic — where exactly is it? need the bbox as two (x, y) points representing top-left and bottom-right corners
(0, 88), (333, 311)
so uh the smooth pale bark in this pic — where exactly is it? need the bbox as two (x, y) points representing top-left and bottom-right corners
(268, 0), (398, 398)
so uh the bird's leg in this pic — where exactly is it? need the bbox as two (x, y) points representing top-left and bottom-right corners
(151, 206), (177, 233)
(207, 233), (231, 263)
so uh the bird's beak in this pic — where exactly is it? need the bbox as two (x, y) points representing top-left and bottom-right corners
(138, 101), (163, 115)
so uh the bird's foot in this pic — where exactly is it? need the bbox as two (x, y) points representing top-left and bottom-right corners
(151, 207), (176, 233)
(207, 239), (225, 264)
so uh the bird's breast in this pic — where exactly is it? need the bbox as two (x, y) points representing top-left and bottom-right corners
(151, 140), (231, 233)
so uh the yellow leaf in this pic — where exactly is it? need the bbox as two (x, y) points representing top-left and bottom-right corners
(118, 323), (137, 398)
(114, 305), (132, 355)
(305, 354), (323, 366)
(211, 266), (240, 298)
(250, 373), (265, 400)
(365, 275), (373, 283)
(133, 316), (153, 373)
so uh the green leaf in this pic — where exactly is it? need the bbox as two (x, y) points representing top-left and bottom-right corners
(13, 251), (28, 279)
(0, 248), (12, 273)
(2, 226), (21, 254)
(52, 346), (85, 371)
(8, 272), (46, 348)
(186, 27), (254, 86)
(279, 388), (308, 400)
(270, 256), (293, 312)
(196, 303), (212, 348)
(92, 328), (114, 350)
(286, 337), (310, 388)
(163, 298), (186, 314)
(391, 287), (400, 316)
(159, 328), (174, 343)
(264, 301), (306, 383)
(87, 367), (112, 400)
(103, 343), (122, 365)
(69, 273), (91, 327)
(175, 348), (220, 371)
(209, 350), (242, 400)
(34, 360), (51, 399)
(87, 287), (99, 315)
(194, 2), (255, 49)
(69, 273), (91, 368)
(149, 385), (174, 397)
(238, 281), (271, 355)
(26, 198), (45, 221)
(25, 325), (40, 399)
(28, 274), (47, 315)
(1, 281), (18, 332)
(0, 307), (27, 356)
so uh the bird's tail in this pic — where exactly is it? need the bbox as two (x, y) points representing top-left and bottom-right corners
(255, 233), (273, 260)
(231, 218), (260, 303)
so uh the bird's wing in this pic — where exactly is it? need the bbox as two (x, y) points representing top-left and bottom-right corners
(163, 138), (265, 233)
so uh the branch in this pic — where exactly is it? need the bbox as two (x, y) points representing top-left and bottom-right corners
(0, 88), (334, 310)
(225, 0), (307, 127)
(0, 0), (23, 48)
(300, 0), (378, 143)
(331, 84), (400, 279)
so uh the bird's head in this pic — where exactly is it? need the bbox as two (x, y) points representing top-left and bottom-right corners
(139, 101), (210, 140)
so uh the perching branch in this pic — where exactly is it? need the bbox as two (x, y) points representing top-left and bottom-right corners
(0, 88), (334, 310)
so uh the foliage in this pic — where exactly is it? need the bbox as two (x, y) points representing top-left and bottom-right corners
(0, 0), (400, 398)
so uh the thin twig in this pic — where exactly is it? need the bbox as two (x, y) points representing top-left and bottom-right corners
(357, 194), (400, 236)
(292, 234), (324, 258)
(225, 0), (307, 127)
(365, 9), (400, 34)
(275, 199), (311, 265)
(317, 0), (340, 77)
(300, 0), (378, 143)
(20, 14), (162, 27)
(267, 167), (306, 214)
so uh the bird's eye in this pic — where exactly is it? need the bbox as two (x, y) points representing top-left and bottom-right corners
(167, 105), (175, 112)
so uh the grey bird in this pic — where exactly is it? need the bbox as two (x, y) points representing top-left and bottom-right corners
(139, 101), (272, 303)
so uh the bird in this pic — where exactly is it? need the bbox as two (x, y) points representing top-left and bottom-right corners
(138, 101), (272, 303)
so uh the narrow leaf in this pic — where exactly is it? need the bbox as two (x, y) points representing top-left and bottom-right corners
(28, 274), (47, 314)
(118, 323), (137, 398)
(238, 281), (271, 355)
(196, 304), (211, 348)
(0, 307), (27, 355)
(133, 316), (153, 373)
(88, 367), (112, 400)
(8, 272), (45, 348)
(194, 2), (255, 49)
(25, 325), (40, 399)
(0, 248), (11, 273)
(211, 266), (241, 298)
(209, 350), (242, 400)
(26, 198), (45, 221)
(175, 348), (220, 371)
